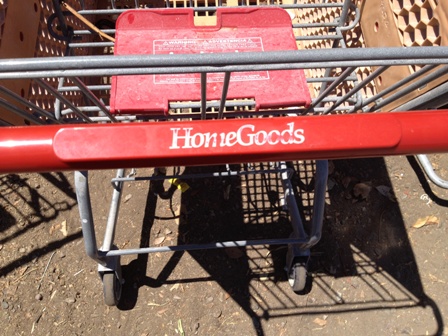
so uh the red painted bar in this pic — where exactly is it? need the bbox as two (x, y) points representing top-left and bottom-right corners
(1, 111), (447, 173)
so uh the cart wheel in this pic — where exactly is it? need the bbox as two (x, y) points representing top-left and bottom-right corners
(288, 260), (308, 293)
(103, 272), (122, 306)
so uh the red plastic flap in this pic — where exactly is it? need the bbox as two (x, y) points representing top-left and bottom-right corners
(110, 8), (311, 114)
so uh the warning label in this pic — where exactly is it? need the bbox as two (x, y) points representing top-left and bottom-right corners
(153, 37), (269, 84)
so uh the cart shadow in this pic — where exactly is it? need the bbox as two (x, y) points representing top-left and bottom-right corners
(314, 158), (443, 332)
(0, 173), (77, 244)
(0, 173), (79, 277)
(118, 159), (443, 335)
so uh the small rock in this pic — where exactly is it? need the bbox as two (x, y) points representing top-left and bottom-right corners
(35, 293), (43, 301)
(18, 247), (26, 253)
(336, 292), (343, 303)
(213, 309), (222, 318)
(124, 194), (132, 203)
(164, 228), (172, 235)
(401, 327), (413, 335)
(59, 251), (66, 259)
(342, 176), (353, 189)
(65, 297), (76, 304)
(206, 296), (214, 303)
(60, 220), (68, 237)
(2, 301), (9, 309)
(376, 185), (397, 202)
(0, 244), (3, 251)
(353, 182), (372, 200)
(327, 178), (337, 191)
(313, 317), (327, 327)
(153, 236), (165, 245)
(191, 322), (200, 334)
(374, 247), (382, 256)
(251, 302), (260, 311)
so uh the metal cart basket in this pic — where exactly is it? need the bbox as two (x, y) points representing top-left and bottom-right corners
(1, 0), (448, 306)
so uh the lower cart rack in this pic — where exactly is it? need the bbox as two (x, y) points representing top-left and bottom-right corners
(74, 160), (328, 304)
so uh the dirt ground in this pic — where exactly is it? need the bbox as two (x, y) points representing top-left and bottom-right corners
(1, 154), (448, 336)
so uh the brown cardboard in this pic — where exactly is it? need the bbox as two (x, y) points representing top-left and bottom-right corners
(360, 0), (448, 111)
(433, 0), (448, 46)
(359, 0), (411, 104)
(0, 0), (41, 125)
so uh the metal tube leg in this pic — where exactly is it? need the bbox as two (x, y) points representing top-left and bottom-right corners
(102, 169), (125, 251)
(283, 160), (328, 267)
(74, 171), (106, 266)
(281, 162), (307, 240)
(280, 162), (310, 280)
(416, 154), (448, 189)
(307, 160), (328, 247)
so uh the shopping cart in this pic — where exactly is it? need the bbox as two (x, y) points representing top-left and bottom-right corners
(1, 0), (448, 306)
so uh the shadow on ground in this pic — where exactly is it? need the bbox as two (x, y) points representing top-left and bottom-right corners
(0, 172), (78, 277)
(117, 158), (444, 335)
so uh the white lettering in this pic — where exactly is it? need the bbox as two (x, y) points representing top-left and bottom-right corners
(170, 123), (305, 149)
(254, 130), (267, 145)
(226, 132), (238, 147)
(191, 133), (204, 148)
(280, 122), (295, 145)
(204, 132), (218, 147)
(170, 127), (193, 149)
(267, 130), (280, 145)
(237, 125), (255, 146)
(219, 132), (226, 147)
(293, 129), (305, 144)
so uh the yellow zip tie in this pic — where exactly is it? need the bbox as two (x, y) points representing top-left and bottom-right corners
(169, 178), (190, 193)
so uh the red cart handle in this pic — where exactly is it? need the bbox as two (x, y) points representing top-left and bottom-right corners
(1, 111), (448, 173)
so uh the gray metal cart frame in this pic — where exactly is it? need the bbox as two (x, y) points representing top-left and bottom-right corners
(1, 0), (448, 306)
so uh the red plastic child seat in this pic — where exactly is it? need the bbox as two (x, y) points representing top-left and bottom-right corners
(110, 7), (311, 114)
